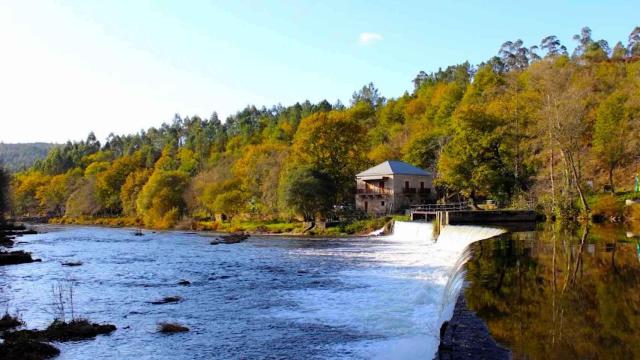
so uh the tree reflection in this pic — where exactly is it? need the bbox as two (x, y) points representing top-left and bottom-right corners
(464, 224), (640, 359)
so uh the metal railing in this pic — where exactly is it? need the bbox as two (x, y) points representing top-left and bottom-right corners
(410, 202), (469, 212)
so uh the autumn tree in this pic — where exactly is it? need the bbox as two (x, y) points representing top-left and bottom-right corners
(95, 153), (142, 214)
(65, 177), (102, 217)
(136, 170), (188, 228)
(12, 171), (51, 216)
(288, 110), (369, 205)
(232, 143), (288, 217)
(0, 167), (10, 223)
(120, 168), (153, 216)
(37, 170), (81, 216)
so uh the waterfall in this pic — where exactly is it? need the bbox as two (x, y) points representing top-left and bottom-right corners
(389, 221), (435, 242)
(372, 220), (507, 359)
(275, 220), (507, 360)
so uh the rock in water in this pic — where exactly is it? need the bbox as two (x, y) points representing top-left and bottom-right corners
(217, 233), (250, 244)
(0, 250), (39, 266)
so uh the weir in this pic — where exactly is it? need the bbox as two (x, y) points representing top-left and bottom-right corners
(384, 220), (506, 359)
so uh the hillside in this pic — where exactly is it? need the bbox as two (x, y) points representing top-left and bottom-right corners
(0, 143), (58, 172)
(6, 26), (640, 226)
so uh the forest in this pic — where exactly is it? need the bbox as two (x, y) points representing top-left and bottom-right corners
(0, 143), (57, 172)
(3, 26), (640, 230)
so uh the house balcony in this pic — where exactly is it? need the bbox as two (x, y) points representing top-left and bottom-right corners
(356, 188), (392, 196)
(402, 187), (416, 194)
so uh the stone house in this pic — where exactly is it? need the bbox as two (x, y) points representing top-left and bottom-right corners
(355, 160), (434, 215)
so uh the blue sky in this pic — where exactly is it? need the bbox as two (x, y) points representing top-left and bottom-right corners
(1, 0), (637, 143)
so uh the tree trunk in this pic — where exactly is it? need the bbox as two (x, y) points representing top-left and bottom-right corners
(469, 189), (480, 210)
(608, 166), (615, 193)
(565, 150), (590, 214)
(550, 141), (556, 209)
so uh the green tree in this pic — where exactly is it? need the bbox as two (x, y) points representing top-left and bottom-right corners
(282, 167), (336, 221)
(594, 93), (629, 193)
(212, 190), (244, 221)
(628, 26), (640, 57)
(438, 105), (515, 205)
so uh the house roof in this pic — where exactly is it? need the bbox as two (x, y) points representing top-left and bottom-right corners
(356, 160), (431, 177)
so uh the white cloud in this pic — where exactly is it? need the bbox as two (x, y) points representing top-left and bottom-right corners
(358, 32), (383, 45)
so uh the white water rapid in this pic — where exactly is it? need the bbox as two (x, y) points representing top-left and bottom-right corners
(274, 221), (506, 359)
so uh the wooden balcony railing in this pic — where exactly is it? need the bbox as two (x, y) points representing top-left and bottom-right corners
(356, 188), (392, 195)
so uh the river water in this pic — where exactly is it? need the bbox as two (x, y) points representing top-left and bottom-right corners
(464, 225), (640, 359)
(0, 223), (504, 359)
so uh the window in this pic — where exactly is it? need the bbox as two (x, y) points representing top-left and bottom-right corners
(381, 201), (385, 206)
(379, 181), (384, 189)
(420, 182), (424, 189)
(405, 181), (409, 189)
(364, 201), (368, 211)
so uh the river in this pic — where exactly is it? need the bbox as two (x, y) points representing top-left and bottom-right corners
(0, 222), (504, 359)
(2, 223), (637, 359)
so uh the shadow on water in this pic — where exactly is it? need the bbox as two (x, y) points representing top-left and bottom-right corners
(464, 223), (640, 360)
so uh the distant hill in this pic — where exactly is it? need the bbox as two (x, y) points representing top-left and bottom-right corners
(0, 143), (57, 172)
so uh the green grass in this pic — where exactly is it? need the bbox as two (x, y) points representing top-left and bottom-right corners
(50, 214), (407, 237)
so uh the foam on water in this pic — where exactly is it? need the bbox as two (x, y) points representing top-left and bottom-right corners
(273, 221), (506, 359)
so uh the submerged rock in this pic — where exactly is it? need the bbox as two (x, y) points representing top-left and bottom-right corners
(210, 233), (250, 245)
(61, 260), (83, 267)
(158, 322), (189, 333)
(0, 319), (115, 359)
(150, 296), (183, 305)
(0, 338), (60, 360)
(177, 279), (191, 286)
(3, 319), (116, 343)
(0, 236), (15, 247)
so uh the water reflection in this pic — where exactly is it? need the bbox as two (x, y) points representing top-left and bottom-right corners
(464, 224), (640, 360)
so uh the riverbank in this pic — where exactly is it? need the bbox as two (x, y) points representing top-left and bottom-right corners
(41, 215), (406, 237)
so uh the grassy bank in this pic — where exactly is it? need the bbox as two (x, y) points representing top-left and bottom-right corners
(48, 215), (410, 237)
(587, 191), (640, 223)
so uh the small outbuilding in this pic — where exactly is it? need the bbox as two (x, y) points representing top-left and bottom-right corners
(355, 160), (434, 215)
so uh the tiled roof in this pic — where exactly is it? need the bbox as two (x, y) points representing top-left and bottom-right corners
(356, 160), (431, 177)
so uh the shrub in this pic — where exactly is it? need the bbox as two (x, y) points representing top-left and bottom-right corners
(626, 203), (640, 222)
(591, 195), (623, 221)
(0, 313), (23, 331)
